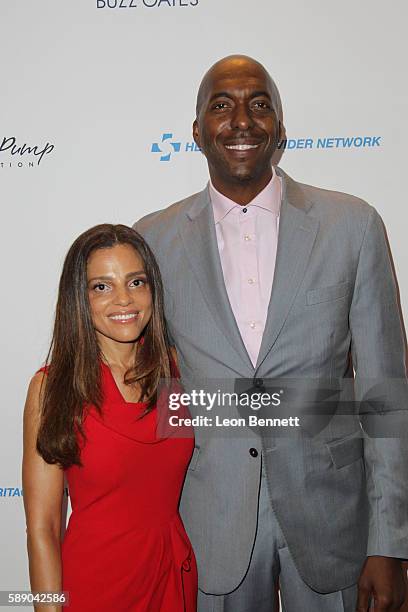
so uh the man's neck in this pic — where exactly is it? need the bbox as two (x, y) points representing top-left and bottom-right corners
(209, 172), (273, 206)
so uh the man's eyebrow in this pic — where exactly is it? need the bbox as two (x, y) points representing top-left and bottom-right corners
(209, 92), (234, 102)
(209, 90), (272, 102)
(250, 91), (272, 99)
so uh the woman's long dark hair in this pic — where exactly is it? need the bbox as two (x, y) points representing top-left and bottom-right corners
(37, 224), (172, 469)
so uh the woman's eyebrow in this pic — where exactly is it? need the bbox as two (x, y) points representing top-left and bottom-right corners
(87, 270), (146, 283)
(87, 275), (114, 283)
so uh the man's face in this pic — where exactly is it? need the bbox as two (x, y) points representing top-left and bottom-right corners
(193, 61), (281, 188)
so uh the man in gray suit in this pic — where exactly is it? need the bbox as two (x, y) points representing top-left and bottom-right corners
(134, 55), (408, 611)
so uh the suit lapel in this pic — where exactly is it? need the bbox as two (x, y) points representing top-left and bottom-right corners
(179, 187), (254, 373)
(256, 170), (319, 370)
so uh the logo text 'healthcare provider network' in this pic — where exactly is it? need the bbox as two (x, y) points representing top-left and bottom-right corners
(278, 135), (381, 150)
(97, 0), (199, 8)
(151, 133), (382, 162)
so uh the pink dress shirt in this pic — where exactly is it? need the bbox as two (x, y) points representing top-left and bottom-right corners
(209, 169), (282, 366)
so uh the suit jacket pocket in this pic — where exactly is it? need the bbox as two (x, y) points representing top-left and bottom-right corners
(326, 435), (364, 469)
(307, 281), (351, 305)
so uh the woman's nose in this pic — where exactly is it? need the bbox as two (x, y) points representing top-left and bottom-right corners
(113, 286), (133, 305)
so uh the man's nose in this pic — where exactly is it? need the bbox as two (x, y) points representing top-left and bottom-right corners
(231, 103), (254, 131)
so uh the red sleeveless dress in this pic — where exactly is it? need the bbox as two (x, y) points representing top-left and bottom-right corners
(39, 362), (197, 611)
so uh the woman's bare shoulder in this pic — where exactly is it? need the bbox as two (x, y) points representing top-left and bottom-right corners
(24, 370), (47, 420)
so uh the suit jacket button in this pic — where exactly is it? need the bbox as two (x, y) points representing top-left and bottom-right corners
(254, 378), (264, 388)
(249, 448), (258, 458)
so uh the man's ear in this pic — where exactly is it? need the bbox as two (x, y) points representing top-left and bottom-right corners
(193, 119), (201, 148)
(278, 120), (286, 143)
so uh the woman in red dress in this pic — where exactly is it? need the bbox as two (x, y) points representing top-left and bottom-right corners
(22, 224), (197, 611)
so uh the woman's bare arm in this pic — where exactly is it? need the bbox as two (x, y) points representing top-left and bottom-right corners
(22, 372), (64, 612)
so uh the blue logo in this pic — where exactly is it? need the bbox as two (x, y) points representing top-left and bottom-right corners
(151, 133), (201, 162)
(151, 133), (182, 162)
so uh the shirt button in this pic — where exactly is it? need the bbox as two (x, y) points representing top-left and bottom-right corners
(249, 448), (258, 458)
(250, 322), (256, 329)
(244, 235), (251, 241)
(248, 278), (255, 285)
(242, 207), (248, 213)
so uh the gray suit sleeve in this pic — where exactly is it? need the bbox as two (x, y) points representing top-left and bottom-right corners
(349, 206), (408, 558)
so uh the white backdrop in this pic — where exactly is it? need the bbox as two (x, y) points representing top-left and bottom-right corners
(1, 0), (407, 606)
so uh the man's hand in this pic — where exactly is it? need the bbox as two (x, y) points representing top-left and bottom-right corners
(356, 556), (406, 611)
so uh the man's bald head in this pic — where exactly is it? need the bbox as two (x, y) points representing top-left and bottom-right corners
(195, 54), (282, 121)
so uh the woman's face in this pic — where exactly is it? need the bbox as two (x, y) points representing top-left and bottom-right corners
(87, 243), (152, 347)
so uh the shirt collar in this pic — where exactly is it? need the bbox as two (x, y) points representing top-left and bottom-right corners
(209, 166), (282, 224)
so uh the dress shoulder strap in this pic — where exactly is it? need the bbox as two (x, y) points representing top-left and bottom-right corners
(36, 364), (50, 375)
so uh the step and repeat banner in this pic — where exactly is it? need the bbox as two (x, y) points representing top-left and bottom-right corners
(1, 0), (407, 606)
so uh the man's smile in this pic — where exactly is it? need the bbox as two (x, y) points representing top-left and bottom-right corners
(224, 143), (260, 151)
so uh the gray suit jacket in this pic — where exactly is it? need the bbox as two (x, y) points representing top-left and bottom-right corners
(134, 168), (408, 595)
